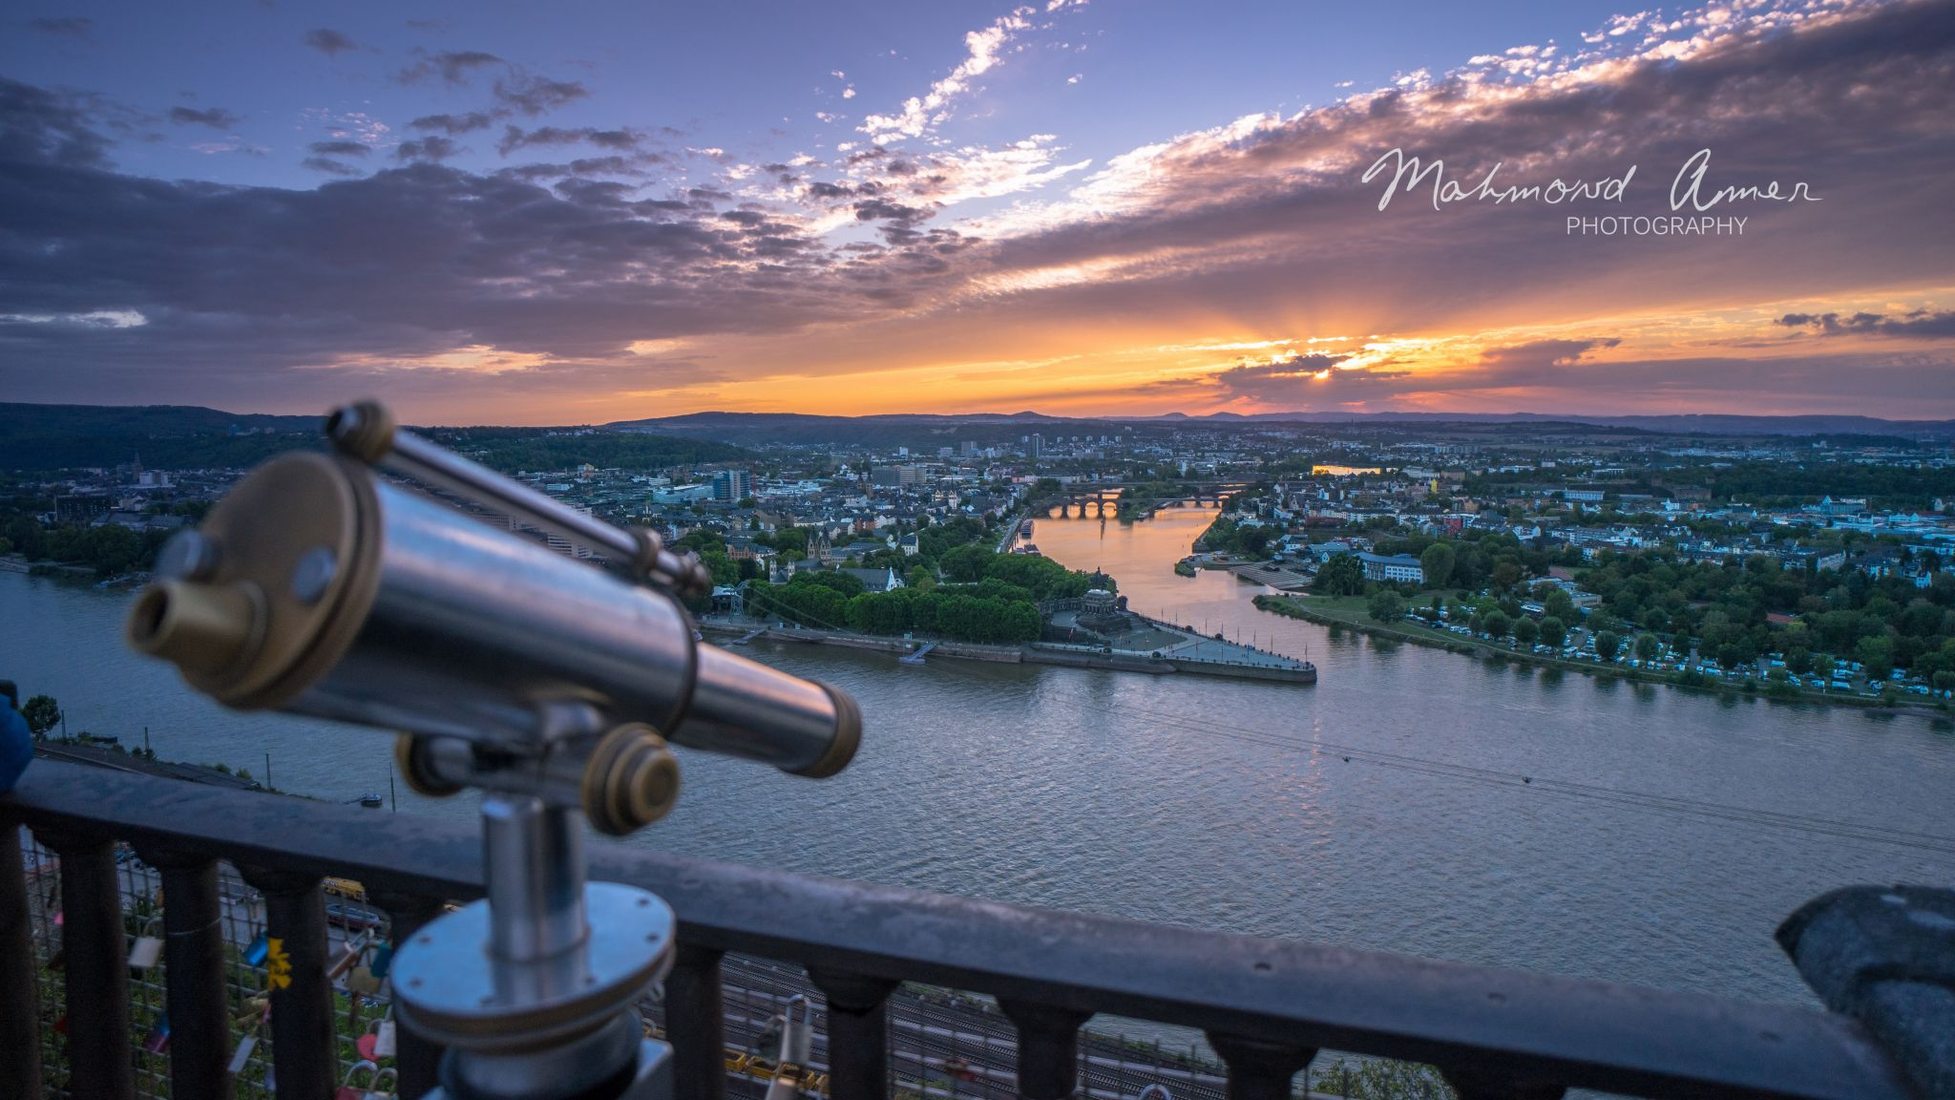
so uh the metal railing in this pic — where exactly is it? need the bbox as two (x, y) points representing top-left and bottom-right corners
(0, 761), (1927, 1100)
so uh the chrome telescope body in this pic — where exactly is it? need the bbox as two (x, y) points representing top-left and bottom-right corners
(126, 402), (860, 780)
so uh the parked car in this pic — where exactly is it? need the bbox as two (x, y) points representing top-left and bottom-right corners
(325, 901), (386, 933)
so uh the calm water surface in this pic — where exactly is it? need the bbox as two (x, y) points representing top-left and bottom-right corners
(5, 504), (1952, 1013)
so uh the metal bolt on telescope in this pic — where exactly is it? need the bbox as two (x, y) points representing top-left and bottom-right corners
(125, 400), (863, 1100)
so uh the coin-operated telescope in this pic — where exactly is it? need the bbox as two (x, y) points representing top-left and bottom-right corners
(126, 401), (862, 1100)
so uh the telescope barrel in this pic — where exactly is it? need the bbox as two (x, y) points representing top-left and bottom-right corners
(683, 646), (861, 777)
(325, 400), (712, 595)
(127, 448), (859, 778)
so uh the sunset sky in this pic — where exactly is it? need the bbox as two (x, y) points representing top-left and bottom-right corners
(2, 0), (1952, 424)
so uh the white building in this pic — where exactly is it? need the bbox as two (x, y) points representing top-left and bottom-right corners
(1358, 552), (1425, 584)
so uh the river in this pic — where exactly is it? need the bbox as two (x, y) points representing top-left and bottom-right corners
(4, 502), (1952, 1019)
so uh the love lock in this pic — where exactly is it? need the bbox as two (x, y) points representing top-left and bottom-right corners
(140, 1009), (170, 1054)
(346, 963), (383, 995)
(226, 1034), (257, 1075)
(368, 939), (394, 981)
(331, 930), (374, 983)
(357, 1014), (397, 1061)
(337, 1059), (397, 1099)
(128, 916), (164, 971)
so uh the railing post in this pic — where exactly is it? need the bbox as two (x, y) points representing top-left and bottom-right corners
(666, 942), (728, 1100)
(806, 967), (897, 1100)
(368, 889), (447, 1100)
(0, 825), (45, 1100)
(1206, 1032), (1316, 1100)
(240, 865), (336, 1100)
(35, 826), (135, 1099)
(999, 999), (1091, 1099)
(135, 844), (233, 1100)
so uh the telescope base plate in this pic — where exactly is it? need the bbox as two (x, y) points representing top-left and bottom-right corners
(394, 882), (675, 1050)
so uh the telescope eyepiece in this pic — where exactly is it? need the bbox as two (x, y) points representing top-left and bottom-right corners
(127, 578), (265, 677)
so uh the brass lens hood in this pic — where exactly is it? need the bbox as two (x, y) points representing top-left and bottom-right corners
(125, 452), (383, 711)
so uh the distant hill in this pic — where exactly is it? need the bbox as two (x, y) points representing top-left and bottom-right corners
(1175, 410), (1955, 438)
(0, 403), (746, 472)
(609, 409), (1955, 446)
(607, 411), (1138, 449)
(0, 403), (325, 471)
(9, 402), (1946, 471)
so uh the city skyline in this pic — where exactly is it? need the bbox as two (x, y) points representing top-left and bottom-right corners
(2, 0), (1953, 423)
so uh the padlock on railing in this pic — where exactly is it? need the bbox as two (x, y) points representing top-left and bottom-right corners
(227, 1034), (257, 1076)
(358, 1012), (398, 1061)
(346, 958), (384, 996)
(243, 930), (270, 968)
(228, 998), (269, 1076)
(338, 1059), (391, 1100)
(140, 1010), (171, 1054)
(368, 939), (394, 981)
(128, 916), (164, 971)
(330, 930), (374, 984)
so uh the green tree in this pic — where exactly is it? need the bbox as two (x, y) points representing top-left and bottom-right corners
(939, 544), (995, 584)
(1539, 615), (1568, 650)
(1490, 560), (1522, 589)
(1856, 635), (1896, 681)
(1483, 610), (1511, 639)
(1238, 525), (1273, 558)
(1595, 630), (1623, 662)
(1367, 588), (1405, 624)
(1543, 588), (1577, 623)
(1513, 618), (1539, 647)
(1313, 553), (1365, 597)
(1635, 633), (1661, 662)
(1419, 542), (1456, 588)
(21, 694), (61, 737)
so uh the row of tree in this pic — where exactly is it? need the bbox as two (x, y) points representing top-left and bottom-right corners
(739, 547), (1108, 644)
(742, 573), (1043, 643)
(1367, 586), (1650, 664)
(1329, 531), (1955, 685)
(3, 514), (174, 576)
(1578, 549), (1955, 680)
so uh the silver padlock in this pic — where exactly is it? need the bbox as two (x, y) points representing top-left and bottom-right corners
(359, 1015), (397, 1060)
(336, 1059), (381, 1100)
(366, 1066), (397, 1099)
(128, 917), (164, 970)
(226, 1034), (256, 1075)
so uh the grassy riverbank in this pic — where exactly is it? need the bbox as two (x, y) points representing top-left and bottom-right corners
(1254, 593), (1951, 717)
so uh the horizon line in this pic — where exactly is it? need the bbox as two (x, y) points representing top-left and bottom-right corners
(8, 399), (1955, 430)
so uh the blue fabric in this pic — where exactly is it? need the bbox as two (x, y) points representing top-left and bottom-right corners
(0, 705), (30, 793)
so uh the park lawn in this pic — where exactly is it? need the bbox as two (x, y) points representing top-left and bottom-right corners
(1265, 592), (1476, 648)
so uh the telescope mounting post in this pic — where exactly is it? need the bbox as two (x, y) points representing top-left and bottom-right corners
(389, 736), (676, 1100)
